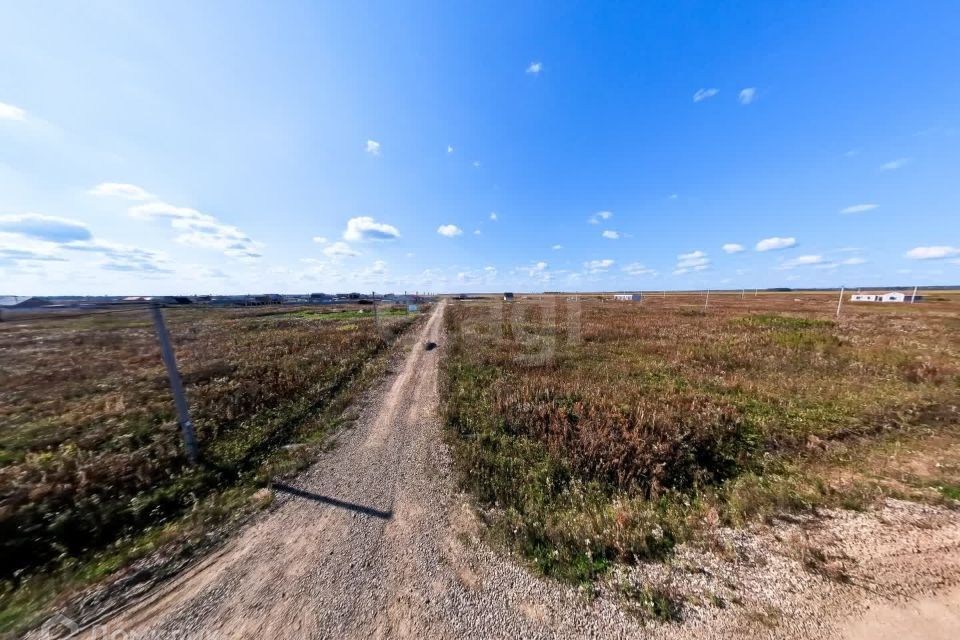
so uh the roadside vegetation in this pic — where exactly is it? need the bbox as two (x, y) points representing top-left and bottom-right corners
(441, 294), (960, 585)
(0, 304), (420, 634)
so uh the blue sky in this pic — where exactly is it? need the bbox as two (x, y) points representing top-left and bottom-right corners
(1, 1), (958, 295)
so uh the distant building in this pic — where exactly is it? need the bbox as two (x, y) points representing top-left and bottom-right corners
(850, 291), (921, 303)
(503, 292), (514, 301)
(613, 293), (641, 301)
(0, 296), (52, 308)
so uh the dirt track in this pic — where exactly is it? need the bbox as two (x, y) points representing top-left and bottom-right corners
(72, 300), (960, 639)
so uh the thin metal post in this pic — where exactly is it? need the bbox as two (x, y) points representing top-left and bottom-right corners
(836, 286), (845, 317)
(911, 285), (918, 303)
(150, 304), (199, 465)
(704, 289), (710, 311)
(741, 288), (744, 300)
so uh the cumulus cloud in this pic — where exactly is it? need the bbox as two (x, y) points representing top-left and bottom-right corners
(121, 191), (261, 259)
(840, 203), (878, 214)
(755, 236), (797, 251)
(447, 145), (454, 154)
(588, 211), (613, 224)
(323, 241), (360, 258)
(552, 244), (563, 250)
(526, 61), (543, 75)
(437, 224), (463, 237)
(472, 160), (481, 168)
(365, 139), (381, 156)
(722, 243), (745, 254)
(601, 230), (620, 239)
(88, 182), (155, 201)
(0, 213), (92, 243)
(0, 101), (27, 121)
(676, 250), (710, 270)
(904, 246), (959, 260)
(738, 88), (757, 105)
(693, 88), (719, 102)
(623, 262), (656, 277)
(880, 158), (911, 171)
(584, 258), (614, 273)
(490, 212), (498, 221)
(312, 236), (328, 244)
(343, 216), (400, 242)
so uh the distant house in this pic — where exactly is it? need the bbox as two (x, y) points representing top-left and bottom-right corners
(850, 291), (921, 303)
(0, 296), (52, 308)
(503, 292), (514, 301)
(613, 293), (641, 301)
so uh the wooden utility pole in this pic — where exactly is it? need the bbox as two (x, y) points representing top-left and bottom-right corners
(150, 304), (199, 465)
(836, 287), (845, 317)
(704, 289), (710, 311)
(911, 285), (918, 303)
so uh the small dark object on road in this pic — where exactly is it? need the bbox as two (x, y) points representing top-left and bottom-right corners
(425, 341), (437, 351)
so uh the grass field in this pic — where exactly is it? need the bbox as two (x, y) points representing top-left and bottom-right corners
(441, 293), (960, 583)
(0, 303), (419, 632)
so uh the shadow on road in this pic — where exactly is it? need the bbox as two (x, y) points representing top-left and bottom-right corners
(272, 482), (393, 520)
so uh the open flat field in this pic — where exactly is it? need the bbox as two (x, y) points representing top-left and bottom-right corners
(0, 304), (419, 633)
(442, 292), (960, 589)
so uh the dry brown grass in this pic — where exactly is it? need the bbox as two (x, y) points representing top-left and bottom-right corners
(441, 293), (960, 582)
(0, 303), (418, 632)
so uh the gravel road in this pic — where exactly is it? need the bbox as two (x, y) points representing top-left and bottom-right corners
(73, 300), (960, 640)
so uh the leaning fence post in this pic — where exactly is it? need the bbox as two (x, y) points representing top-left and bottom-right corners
(150, 303), (200, 465)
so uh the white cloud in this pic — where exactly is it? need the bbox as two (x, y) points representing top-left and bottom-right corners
(738, 88), (757, 105)
(312, 236), (328, 244)
(0, 213), (92, 243)
(0, 101), (27, 121)
(722, 243), (745, 254)
(473, 229), (481, 235)
(668, 193), (679, 200)
(124, 196), (260, 260)
(343, 216), (400, 241)
(447, 145), (454, 154)
(676, 250), (710, 271)
(693, 88), (719, 102)
(841, 256), (867, 265)
(358, 259), (387, 281)
(365, 139), (381, 156)
(129, 201), (211, 222)
(880, 158), (910, 171)
(780, 254), (823, 269)
(88, 182), (155, 201)
(63, 239), (173, 273)
(526, 61), (543, 75)
(840, 203), (878, 214)
(588, 210), (613, 224)
(623, 262), (656, 277)
(552, 244), (563, 250)
(490, 212), (498, 221)
(904, 246), (960, 260)
(601, 230), (620, 240)
(323, 241), (360, 258)
(755, 236), (797, 251)
(437, 224), (463, 237)
(473, 160), (481, 168)
(584, 258), (614, 273)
